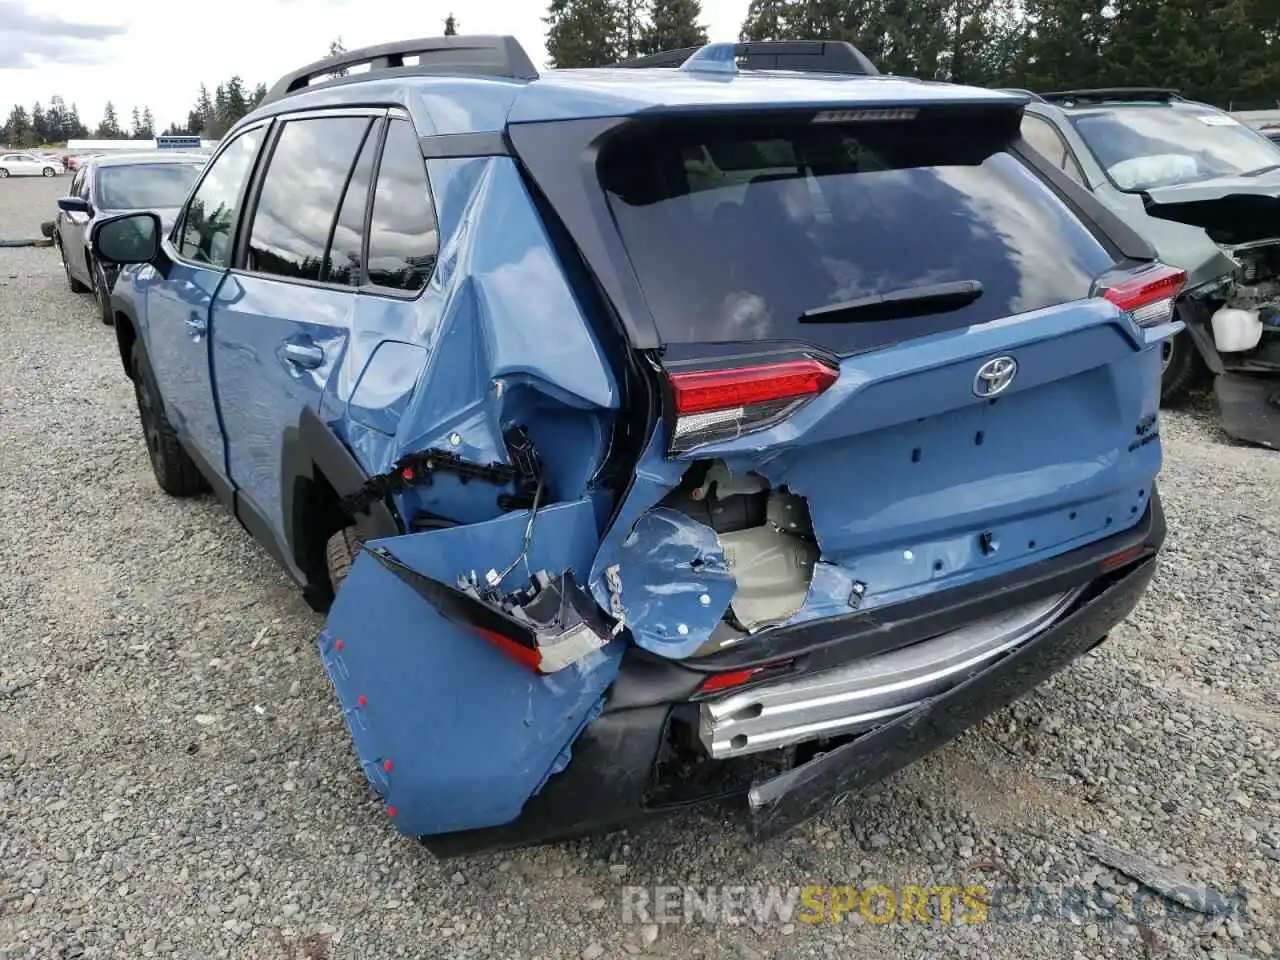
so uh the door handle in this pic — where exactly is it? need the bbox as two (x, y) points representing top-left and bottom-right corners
(283, 341), (325, 369)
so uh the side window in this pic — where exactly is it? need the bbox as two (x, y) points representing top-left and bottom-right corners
(1021, 115), (1086, 186)
(324, 124), (379, 286)
(366, 118), (438, 292)
(178, 127), (265, 268)
(70, 168), (86, 197)
(246, 115), (373, 282)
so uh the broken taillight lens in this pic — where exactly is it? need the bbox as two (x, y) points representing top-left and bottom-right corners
(1099, 263), (1187, 328)
(667, 358), (839, 453)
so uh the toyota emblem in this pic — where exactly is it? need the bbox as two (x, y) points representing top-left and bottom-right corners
(973, 356), (1018, 398)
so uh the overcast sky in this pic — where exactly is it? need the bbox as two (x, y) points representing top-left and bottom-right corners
(0, 0), (752, 132)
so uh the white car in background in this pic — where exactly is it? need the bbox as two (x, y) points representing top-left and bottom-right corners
(0, 153), (61, 178)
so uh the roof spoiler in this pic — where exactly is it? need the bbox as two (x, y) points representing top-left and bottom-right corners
(613, 40), (879, 76)
(261, 35), (539, 107)
(1039, 87), (1183, 105)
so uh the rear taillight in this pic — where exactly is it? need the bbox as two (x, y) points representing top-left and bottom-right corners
(1099, 263), (1187, 328)
(667, 358), (839, 452)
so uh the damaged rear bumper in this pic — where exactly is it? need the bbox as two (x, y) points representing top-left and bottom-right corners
(422, 490), (1165, 857)
(746, 551), (1155, 837)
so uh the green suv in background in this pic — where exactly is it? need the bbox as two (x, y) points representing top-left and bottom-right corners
(1017, 88), (1280, 447)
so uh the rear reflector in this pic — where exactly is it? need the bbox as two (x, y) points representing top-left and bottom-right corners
(1100, 544), (1151, 572)
(668, 358), (838, 452)
(696, 659), (796, 695)
(1101, 263), (1187, 328)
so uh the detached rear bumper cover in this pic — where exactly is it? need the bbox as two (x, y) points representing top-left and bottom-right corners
(748, 551), (1156, 838)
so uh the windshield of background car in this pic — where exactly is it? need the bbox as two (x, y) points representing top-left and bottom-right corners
(1070, 106), (1280, 191)
(598, 114), (1115, 356)
(95, 163), (201, 210)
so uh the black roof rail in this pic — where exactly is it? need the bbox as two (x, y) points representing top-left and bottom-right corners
(997, 87), (1046, 102)
(261, 35), (539, 106)
(1039, 87), (1183, 105)
(613, 40), (878, 76)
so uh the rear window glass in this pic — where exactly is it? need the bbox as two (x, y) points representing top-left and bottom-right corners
(96, 163), (201, 210)
(599, 117), (1116, 356)
(1070, 106), (1280, 191)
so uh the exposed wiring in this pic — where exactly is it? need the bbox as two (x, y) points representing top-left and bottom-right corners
(495, 479), (544, 585)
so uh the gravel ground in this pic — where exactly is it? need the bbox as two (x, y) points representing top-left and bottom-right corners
(1, 174), (1278, 960)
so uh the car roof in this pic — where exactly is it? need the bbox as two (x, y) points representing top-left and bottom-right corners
(242, 36), (1027, 137)
(90, 152), (208, 168)
(1027, 90), (1223, 119)
(247, 68), (1025, 136)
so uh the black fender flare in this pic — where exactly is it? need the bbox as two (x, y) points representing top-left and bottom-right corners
(280, 407), (402, 601)
(110, 295), (140, 380)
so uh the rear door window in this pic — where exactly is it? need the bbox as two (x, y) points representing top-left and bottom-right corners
(599, 115), (1116, 356)
(246, 115), (373, 283)
(366, 118), (438, 292)
(323, 124), (379, 287)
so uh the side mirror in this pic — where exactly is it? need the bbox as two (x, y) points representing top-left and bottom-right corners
(92, 212), (161, 266)
(57, 196), (91, 215)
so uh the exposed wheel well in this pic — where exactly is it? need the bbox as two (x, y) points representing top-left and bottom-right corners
(115, 314), (138, 380)
(291, 465), (352, 612)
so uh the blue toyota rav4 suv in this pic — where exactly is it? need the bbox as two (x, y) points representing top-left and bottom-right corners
(92, 36), (1176, 855)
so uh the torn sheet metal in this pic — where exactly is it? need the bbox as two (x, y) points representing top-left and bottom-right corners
(324, 157), (619, 527)
(588, 429), (715, 658)
(318, 498), (622, 836)
(605, 507), (735, 659)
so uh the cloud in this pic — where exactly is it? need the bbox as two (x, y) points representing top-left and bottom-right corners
(0, 1), (127, 69)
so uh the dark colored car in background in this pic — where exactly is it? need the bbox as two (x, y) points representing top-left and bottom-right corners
(53, 151), (207, 324)
(1017, 88), (1280, 446)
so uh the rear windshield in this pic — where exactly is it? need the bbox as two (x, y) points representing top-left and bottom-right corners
(1070, 106), (1280, 191)
(599, 116), (1116, 356)
(96, 163), (201, 210)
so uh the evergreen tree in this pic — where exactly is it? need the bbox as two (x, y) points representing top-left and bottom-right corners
(96, 101), (122, 139)
(3, 105), (30, 147)
(740, 0), (795, 40)
(545, 0), (623, 67)
(46, 96), (69, 142)
(31, 102), (48, 144)
(639, 0), (707, 54)
(211, 83), (229, 137)
(250, 83), (268, 108)
(328, 37), (348, 77)
(618, 0), (645, 58)
(66, 103), (88, 139)
(225, 76), (249, 122)
(196, 84), (215, 131)
(130, 105), (142, 138)
(444, 13), (459, 35)
(1017, 0), (1110, 90)
(140, 107), (156, 139)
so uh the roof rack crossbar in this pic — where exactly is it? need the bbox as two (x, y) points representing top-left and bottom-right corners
(613, 40), (878, 76)
(261, 35), (539, 106)
(1039, 87), (1183, 104)
(997, 87), (1046, 103)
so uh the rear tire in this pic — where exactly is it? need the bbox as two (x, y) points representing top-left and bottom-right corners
(325, 526), (366, 593)
(42, 167), (56, 178)
(131, 340), (205, 497)
(1160, 330), (1206, 406)
(91, 259), (114, 325)
(58, 237), (89, 293)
